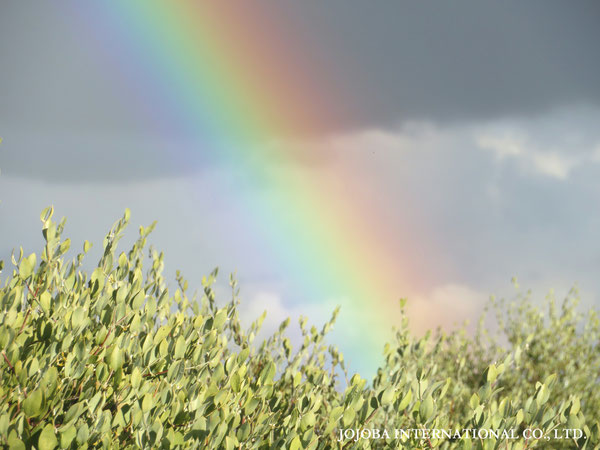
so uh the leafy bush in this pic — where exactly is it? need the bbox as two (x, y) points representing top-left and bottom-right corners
(1, 208), (599, 449)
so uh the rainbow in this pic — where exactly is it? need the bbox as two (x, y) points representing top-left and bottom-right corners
(72, 1), (421, 373)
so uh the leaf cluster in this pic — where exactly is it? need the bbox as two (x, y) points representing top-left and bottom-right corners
(1, 209), (598, 449)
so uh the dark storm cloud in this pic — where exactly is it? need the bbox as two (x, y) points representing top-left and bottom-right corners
(283, 0), (600, 128)
(0, 2), (156, 136)
(1, 1), (599, 181)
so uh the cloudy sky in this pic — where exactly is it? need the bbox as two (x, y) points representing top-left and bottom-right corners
(2, 1), (600, 375)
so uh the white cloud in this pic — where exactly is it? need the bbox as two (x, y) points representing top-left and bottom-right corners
(237, 290), (344, 342)
(407, 283), (488, 333)
(592, 144), (600, 162)
(530, 152), (578, 180)
(476, 134), (582, 180)
(473, 107), (600, 180)
(272, 106), (600, 183)
(237, 291), (291, 333)
(476, 135), (525, 160)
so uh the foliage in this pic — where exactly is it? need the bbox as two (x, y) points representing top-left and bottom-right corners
(1, 208), (599, 449)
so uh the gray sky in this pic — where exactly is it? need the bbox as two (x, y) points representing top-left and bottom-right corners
(2, 1), (600, 374)
(2, 1), (600, 180)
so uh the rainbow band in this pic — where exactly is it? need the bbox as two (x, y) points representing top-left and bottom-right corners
(73, 1), (416, 372)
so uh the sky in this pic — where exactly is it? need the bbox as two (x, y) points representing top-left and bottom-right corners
(2, 1), (600, 376)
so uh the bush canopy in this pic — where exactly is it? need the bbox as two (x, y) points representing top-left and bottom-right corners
(1, 208), (599, 449)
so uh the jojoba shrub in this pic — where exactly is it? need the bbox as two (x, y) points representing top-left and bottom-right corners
(0, 208), (598, 449)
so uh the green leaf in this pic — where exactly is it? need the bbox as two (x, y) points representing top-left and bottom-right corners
(486, 364), (498, 383)
(131, 290), (145, 309)
(398, 389), (412, 410)
(40, 206), (54, 224)
(108, 347), (123, 370)
(63, 403), (83, 425)
(244, 397), (260, 415)
(0, 414), (8, 437)
(40, 291), (52, 313)
(153, 325), (170, 345)
(516, 409), (524, 424)
(59, 239), (71, 255)
(88, 392), (102, 413)
(71, 307), (85, 329)
(342, 407), (356, 427)
(237, 347), (250, 364)
(301, 411), (316, 430)
(568, 414), (580, 430)
(38, 424), (58, 450)
(329, 406), (344, 423)
(19, 253), (36, 279)
(543, 373), (557, 387)
(224, 436), (237, 450)
(469, 393), (479, 410)
(118, 252), (127, 268)
(142, 393), (153, 412)
(536, 384), (549, 406)
(76, 424), (89, 445)
(131, 367), (142, 389)
(380, 386), (395, 407)
(230, 372), (241, 393)
(59, 425), (76, 449)
(293, 372), (302, 387)
(174, 336), (186, 360)
(570, 397), (580, 416)
(259, 361), (276, 385)
(23, 388), (43, 418)
(7, 430), (25, 450)
(290, 436), (302, 450)
(214, 309), (228, 329)
(419, 396), (434, 422)
(439, 378), (451, 399)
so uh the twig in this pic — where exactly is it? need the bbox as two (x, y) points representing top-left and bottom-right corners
(91, 328), (113, 356)
(18, 308), (32, 335)
(2, 351), (15, 372)
(143, 370), (168, 378)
